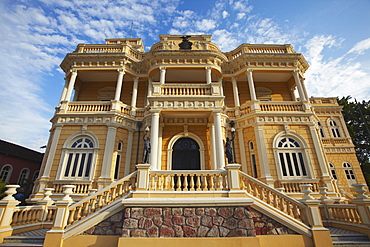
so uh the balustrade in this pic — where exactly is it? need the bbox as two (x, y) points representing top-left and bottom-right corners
(240, 172), (308, 224)
(149, 171), (228, 191)
(53, 183), (91, 194)
(66, 172), (137, 226)
(67, 102), (111, 112)
(260, 102), (303, 112)
(324, 204), (362, 224)
(160, 84), (211, 96)
(278, 182), (320, 194)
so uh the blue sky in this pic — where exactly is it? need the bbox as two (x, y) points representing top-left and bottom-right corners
(0, 0), (369, 151)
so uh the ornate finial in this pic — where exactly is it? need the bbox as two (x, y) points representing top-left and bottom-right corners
(179, 36), (192, 50)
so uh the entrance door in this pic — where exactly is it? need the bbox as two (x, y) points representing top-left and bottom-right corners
(172, 137), (200, 170)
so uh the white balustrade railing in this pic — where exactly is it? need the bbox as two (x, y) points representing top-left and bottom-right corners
(67, 102), (111, 112)
(260, 102), (303, 112)
(239, 172), (308, 224)
(67, 171), (137, 226)
(160, 84), (211, 96)
(149, 170), (228, 191)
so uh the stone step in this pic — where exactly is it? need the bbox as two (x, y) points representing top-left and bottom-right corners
(331, 233), (369, 242)
(332, 241), (370, 247)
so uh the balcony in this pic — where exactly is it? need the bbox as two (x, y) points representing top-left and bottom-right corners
(148, 82), (224, 111)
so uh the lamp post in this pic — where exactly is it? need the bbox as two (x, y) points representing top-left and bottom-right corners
(230, 121), (236, 164)
(135, 122), (142, 164)
(142, 126), (150, 164)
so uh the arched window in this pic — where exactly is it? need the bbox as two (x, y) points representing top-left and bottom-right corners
(329, 163), (337, 180)
(0, 165), (13, 183)
(275, 137), (309, 179)
(32, 170), (40, 181)
(17, 168), (30, 184)
(60, 136), (97, 180)
(343, 162), (357, 186)
(328, 119), (341, 138)
(318, 122), (325, 138)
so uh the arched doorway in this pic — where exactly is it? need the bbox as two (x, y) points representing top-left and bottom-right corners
(172, 137), (200, 170)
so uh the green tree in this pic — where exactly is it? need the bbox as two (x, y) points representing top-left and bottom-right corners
(338, 96), (370, 184)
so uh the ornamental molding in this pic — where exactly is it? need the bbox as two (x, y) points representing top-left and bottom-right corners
(324, 147), (356, 154)
(149, 99), (224, 110)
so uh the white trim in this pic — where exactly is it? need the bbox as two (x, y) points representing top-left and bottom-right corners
(0, 164), (13, 183)
(166, 132), (205, 170)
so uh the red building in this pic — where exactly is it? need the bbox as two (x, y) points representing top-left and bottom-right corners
(0, 140), (43, 196)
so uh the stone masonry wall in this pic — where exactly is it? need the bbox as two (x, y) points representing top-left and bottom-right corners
(84, 206), (297, 238)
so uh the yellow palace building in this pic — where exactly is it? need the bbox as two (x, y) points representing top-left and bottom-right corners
(0, 35), (369, 247)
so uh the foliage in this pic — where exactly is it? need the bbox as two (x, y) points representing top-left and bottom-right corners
(338, 96), (370, 184)
(0, 179), (7, 199)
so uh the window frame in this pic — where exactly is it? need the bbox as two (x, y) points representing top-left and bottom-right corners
(273, 132), (314, 181)
(343, 162), (357, 186)
(0, 164), (13, 183)
(17, 168), (30, 184)
(56, 132), (99, 181)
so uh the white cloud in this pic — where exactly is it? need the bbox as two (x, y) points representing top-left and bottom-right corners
(222, 11), (229, 18)
(304, 35), (370, 100)
(196, 19), (217, 31)
(348, 37), (370, 55)
(237, 13), (245, 20)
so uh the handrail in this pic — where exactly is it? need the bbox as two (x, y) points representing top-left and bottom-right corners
(66, 171), (137, 226)
(239, 171), (308, 224)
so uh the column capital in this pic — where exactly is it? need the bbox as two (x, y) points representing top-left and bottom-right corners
(246, 68), (253, 73)
(117, 68), (125, 74)
(159, 66), (166, 71)
(205, 66), (212, 70)
(69, 69), (77, 74)
(292, 69), (300, 75)
(134, 77), (139, 82)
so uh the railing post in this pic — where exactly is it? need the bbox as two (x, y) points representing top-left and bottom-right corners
(0, 185), (20, 243)
(299, 184), (333, 247)
(136, 164), (151, 191)
(317, 187), (334, 222)
(37, 188), (55, 222)
(225, 164), (243, 198)
(44, 185), (75, 247)
(351, 184), (370, 226)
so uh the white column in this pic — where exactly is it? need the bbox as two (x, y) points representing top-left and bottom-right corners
(157, 124), (163, 170)
(41, 126), (62, 178)
(246, 69), (257, 101)
(209, 124), (217, 170)
(124, 130), (134, 176)
(301, 78), (309, 101)
(59, 78), (68, 103)
(64, 70), (77, 101)
(150, 111), (160, 170)
(159, 67), (166, 84)
(131, 77), (139, 107)
(213, 111), (225, 169)
(309, 125), (330, 177)
(114, 69), (125, 101)
(237, 128), (248, 173)
(231, 77), (240, 107)
(100, 126), (117, 179)
(292, 70), (307, 102)
(206, 67), (212, 84)
(147, 77), (153, 106)
(254, 125), (273, 185)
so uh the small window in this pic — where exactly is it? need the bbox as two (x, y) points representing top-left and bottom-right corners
(17, 168), (30, 184)
(329, 163), (337, 180)
(343, 162), (357, 186)
(318, 122), (325, 138)
(32, 170), (40, 181)
(114, 141), (124, 179)
(0, 165), (13, 183)
(329, 119), (341, 138)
